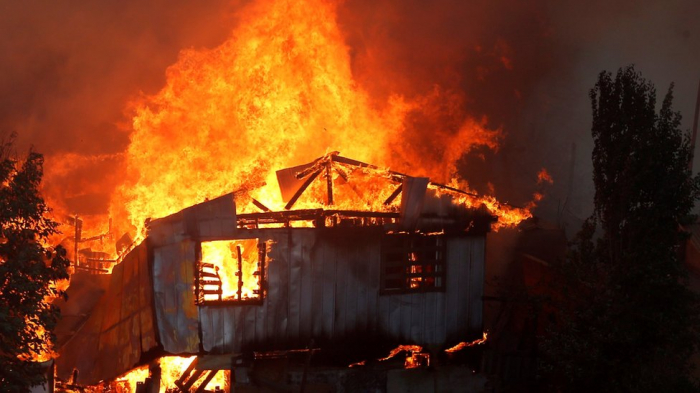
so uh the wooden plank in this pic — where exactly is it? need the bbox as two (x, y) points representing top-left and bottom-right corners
(285, 169), (322, 210)
(384, 185), (402, 205)
(251, 198), (271, 212)
(325, 162), (333, 205)
(181, 369), (205, 392)
(174, 357), (198, 390)
(194, 371), (217, 393)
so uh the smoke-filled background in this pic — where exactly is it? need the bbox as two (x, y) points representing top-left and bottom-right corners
(1, 0), (699, 235)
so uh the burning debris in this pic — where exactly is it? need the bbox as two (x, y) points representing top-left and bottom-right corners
(445, 332), (489, 353)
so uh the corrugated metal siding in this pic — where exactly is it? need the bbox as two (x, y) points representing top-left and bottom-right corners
(152, 239), (199, 353)
(199, 228), (484, 353)
(149, 192), (237, 354)
(56, 242), (157, 385)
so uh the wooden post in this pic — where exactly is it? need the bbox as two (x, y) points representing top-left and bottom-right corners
(236, 245), (243, 301)
(325, 162), (333, 206)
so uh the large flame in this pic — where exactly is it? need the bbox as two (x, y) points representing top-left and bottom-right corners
(108, 0), (513, 237)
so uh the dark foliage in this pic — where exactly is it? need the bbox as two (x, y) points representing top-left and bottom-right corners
(539, 66), (700, 392)
(0, 135), (70, 392)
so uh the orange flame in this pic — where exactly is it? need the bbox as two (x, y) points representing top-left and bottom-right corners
(537, 168), (553, 185)
(445, 331), (488, 353)
(107, 0), (512, 238)
(379, 345), (423, 362)
(114, 356), (227, 393)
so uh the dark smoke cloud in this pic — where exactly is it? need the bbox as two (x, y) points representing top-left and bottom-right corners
(1, 0), (698, 228)
(340, 0), (700, 229)
(0, 0), (242, 213)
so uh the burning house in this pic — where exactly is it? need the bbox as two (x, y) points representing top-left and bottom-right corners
(54, 153), (498, 391)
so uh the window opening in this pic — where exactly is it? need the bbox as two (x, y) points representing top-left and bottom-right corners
(381, 234), (446, 294)
(197, 239), (266, 304)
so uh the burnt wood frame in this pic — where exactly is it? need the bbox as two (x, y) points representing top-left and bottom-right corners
(380, 233), (447, 295)
(195, 239), (267, 306)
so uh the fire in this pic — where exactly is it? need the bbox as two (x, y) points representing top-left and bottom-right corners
(445, 332), (489, 353)
(537, 168), (553, 184)
(378, 345), (424, 362)
(201, 239), (261, 301)
(378, 345), (427, 369)
(108, 0), (516, 238)
(114, 356), (227, 393)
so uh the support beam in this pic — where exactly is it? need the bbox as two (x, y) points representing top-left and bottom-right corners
(284, 169), (322, 210)
(326, 162), (333, 205)
(384, 185), (403, 205)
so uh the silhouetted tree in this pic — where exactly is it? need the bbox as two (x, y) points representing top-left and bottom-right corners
(540, 66), (700, 392)
(0, 135), (70, 392)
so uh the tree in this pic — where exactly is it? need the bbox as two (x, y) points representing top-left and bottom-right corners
(0, 135), (70, 392)
(539, 66), (700, 392)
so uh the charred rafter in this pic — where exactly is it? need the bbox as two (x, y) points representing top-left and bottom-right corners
(384, 185), (403, 205)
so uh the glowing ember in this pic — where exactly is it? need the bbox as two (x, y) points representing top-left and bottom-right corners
(379, 345), (423, 362)
(115, 365), (149, 392)
(445, 332), (489, 353)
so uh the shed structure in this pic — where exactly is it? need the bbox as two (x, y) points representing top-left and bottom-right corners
(55, 154), (495, 386)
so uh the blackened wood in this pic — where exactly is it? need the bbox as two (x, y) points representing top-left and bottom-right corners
(252, 198), (271, 212)
(181, 369), (205, 392)
(194, 371), (217, 393)
(384, 185), (403, 205)
(331, 154), (407, 182)
(174, 357), (198, 391)
(325, 162), (333, 205)
(237, 245), (243, 301)
(258, 242), (267, 297)
(284, 169), (322, 210)
(428, 181), (478, 197)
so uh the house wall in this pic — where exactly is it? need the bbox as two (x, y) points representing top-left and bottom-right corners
(193, 227), (484, 355)
(56, 242), (158, 385)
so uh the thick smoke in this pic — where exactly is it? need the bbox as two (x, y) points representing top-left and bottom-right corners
(1, 0), (699, 231)
(0, 1), (240, 215)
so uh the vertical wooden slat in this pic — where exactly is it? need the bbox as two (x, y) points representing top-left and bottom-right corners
(322, 240), (336, 338)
